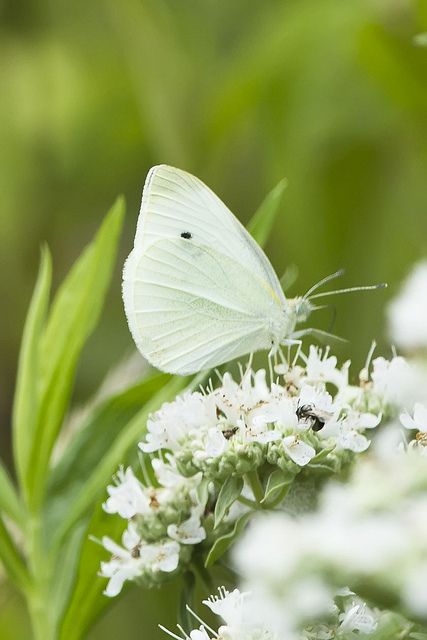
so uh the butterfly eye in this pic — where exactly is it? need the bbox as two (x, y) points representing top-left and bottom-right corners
(180, 231), (192, 239)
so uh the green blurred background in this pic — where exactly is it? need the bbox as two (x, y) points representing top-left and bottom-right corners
(1, 0), (427, 637)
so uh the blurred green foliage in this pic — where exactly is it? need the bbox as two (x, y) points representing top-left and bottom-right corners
(1, 0), (427, 637)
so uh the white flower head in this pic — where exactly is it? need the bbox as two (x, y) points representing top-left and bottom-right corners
(387, 261), (427, 351)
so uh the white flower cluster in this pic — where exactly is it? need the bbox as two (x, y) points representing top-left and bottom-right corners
(234, 443), (427, 632)
(140, 347), (388, 480)
(100, 460), (206, 596)
(160, 586), (379, 640)
(100, 347), (421, 599)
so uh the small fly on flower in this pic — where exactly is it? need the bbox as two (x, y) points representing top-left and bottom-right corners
(222, 426), (239, 440)
(131, 543), (141, 558)
(296, 403), (333, 432)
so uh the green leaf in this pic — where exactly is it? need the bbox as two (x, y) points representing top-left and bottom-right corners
(214, 476), (243, 528)
(0, 459), (25, 527)
(410, 634), (427, 640)
(205, 511), (252, 568)
(0, 516), (30, 594)
(26, 197), (125, 510)
(58, 506), (125, 640)
(47, 372), (169, 505)
(52, 375), (186, 548)
(49, 522), (87, 635)
(12, 246), (52, 489)
(309, 446), (335, 463)
(178, 571), (196, 635)
(261, 469), (292, 504)
(247, 178), (287, 247)
(280, 263), (299, 292)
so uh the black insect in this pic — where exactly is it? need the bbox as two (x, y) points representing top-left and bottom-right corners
(180, 231), (192, 239)
(222, 426), (239, 440)
(296, 403), (331, 432)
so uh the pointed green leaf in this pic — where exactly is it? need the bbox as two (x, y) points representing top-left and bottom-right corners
(214, 476), (244, 528)
(50, 522), (87, 635)
(12, 247), (51, 488)
(58, 505), (125, 640)
(0, 460), (25, 527)
(205, 511), (252, 568)
(261, 469), (292, 504)
(280, 263), (299, 292)
(0, 516), (30, 594)
(309, 446), (335, 463)
(178, 571), (196, 635)
(247, 178), (287, 247)
(52, 375), (186, 548)
(26, 197), (125, 510)
(47, 372), (169, 504)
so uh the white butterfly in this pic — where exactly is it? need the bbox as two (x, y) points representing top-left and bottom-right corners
(123, 165), (380, 375)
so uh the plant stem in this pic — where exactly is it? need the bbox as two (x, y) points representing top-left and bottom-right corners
(27, 515), (55, 640)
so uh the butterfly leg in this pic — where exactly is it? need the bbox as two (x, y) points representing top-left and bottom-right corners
(290, 328), (347, 345)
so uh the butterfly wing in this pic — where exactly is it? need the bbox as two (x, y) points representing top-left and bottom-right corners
(123, 237), (286, 374)
(133, 164), (286, 305)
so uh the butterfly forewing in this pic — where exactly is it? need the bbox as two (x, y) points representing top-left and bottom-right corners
(133, 165), (285, 304)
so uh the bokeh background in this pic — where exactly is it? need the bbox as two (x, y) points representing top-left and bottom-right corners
(1, 0), (427, 637)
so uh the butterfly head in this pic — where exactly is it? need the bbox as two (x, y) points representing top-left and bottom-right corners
(285, 297), (315, 331)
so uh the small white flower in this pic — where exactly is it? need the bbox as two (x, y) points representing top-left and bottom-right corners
(205, 427), (228, 457)
(320, 411), (380, 453)
(282, 436), (316, 466)
(250, 392), (297, 433)
(139, 539), (180, 573)
(298, 385), (336, 425)
(304, 346), (349, 390)
(400, 402), (427, 432)
(151, 456), (186, 488)
(100, 523), (144, 596)
(103, 467), (150, 519)
(203, 586), (248, 627)
(167, 511), (206, 545)
(339, 598), (378, 634)
(189, 627), (211, 640)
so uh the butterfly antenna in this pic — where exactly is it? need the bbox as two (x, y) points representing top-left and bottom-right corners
(309, 282), (387, 300)
(304, 269), (345, 298)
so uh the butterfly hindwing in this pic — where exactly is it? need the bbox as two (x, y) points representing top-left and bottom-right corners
(123, 237), (284, 374)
